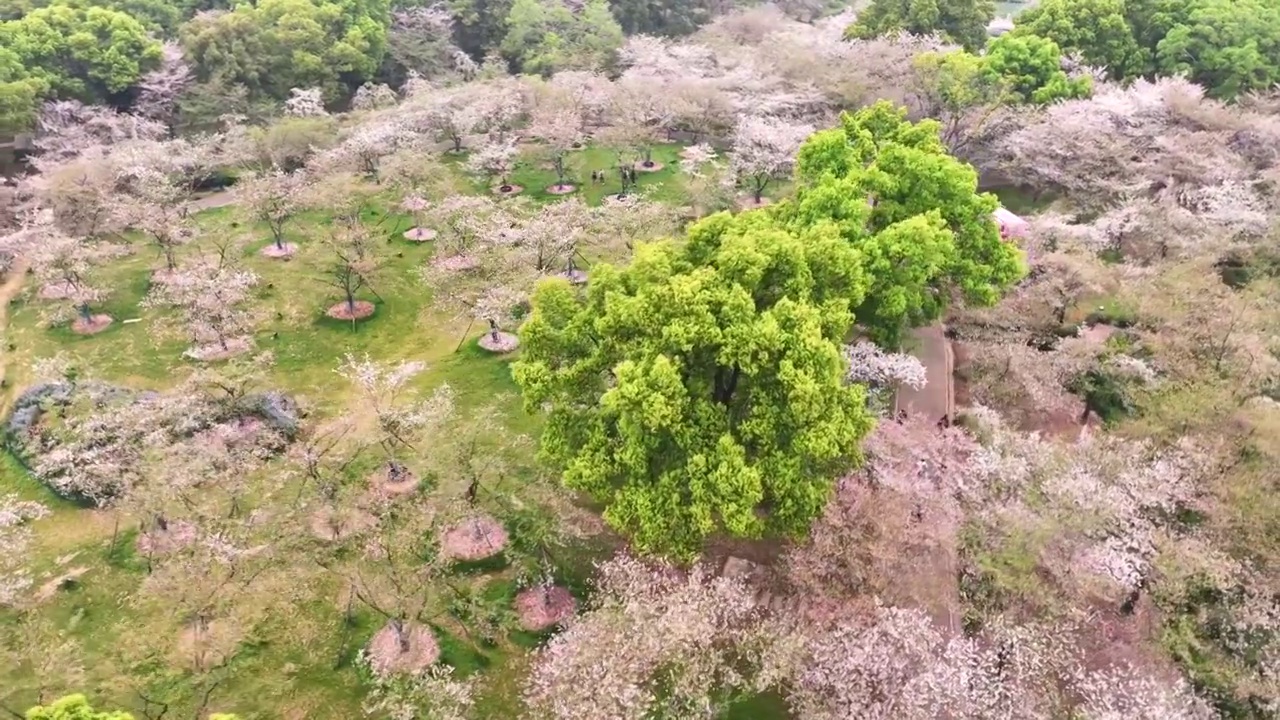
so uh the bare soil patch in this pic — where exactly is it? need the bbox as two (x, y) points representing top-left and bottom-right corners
(150, 268), (178, 285)
(477, 331), (519, 353)
(184, 336), (253, 362)
(1080, 323), (1117, 346)
(367, 621), (440, 676)
(260, 242), (298, 259)
(433, 254), (479, 272)
(560, 268), (588, 285)
(38, 281), (75, 300)
(309, 507), (377, 542)
(493, 184), (524, 197)
(545, 183), (577, 195)
(370, 463), (419, 497)
(403, 227), (437, 242)
(71, 314), (113, 335)
(515, 585), (577, 631)
(34, 566), (89, 603)
(441, 515), (509, 561)
(737, 196), (772, 211)
(634, 161), (665, 173)
(326, 300), (375, 321)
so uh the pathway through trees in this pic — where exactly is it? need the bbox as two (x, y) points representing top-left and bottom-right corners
(896, 324), (954, 421)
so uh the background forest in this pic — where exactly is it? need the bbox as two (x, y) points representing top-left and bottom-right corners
(1, 1), (1279, 719)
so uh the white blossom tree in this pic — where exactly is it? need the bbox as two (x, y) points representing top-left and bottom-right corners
(134, 42), (194, 134)
(466, 136), (521, 194)
(730, 115), (812, 205)
(237, 168), (312, 258)
(26, 226), (117, 333)
(0, 496), (50, 608)
(524, 554), (763, 720)
(284, 87), (329, 118)
(141, 257), (260, 361)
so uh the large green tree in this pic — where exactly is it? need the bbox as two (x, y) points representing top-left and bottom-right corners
(607, 0), (713, 37)
(500, 0), (622, 76)
(983, 33), (1092, 104)
(180, 0), (389, 103)
(0, 4), (161, 109)
(0, 46), (47, 133)
(1011, 0), (1146, 79)
(1154, 0), (1280, 99)
(844, 0), (996, 52)
(780, 101), (1024, 346)
(513, 211), (875, 559)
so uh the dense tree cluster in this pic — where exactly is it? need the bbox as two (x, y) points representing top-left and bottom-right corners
(2, 2), (1279, 719)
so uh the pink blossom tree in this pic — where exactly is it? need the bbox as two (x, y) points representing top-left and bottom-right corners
(335, 353), (454, 495)
(528, 85), (587, 194)
(730, 114), (813, 205)
(0, 495), (50, 608)
(141, 257), (260, 361)
(319, 215), (385, 322)
(237, 168), (311, 258)
(26, 226), (118, 334)
(524, 554), (764, 720)
(466, 135), (521, 195)
(134, 42), (194, 135)
(283, 87), (328, 118)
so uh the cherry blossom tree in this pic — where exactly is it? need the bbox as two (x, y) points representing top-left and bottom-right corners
(335, 353), (455, 495)
(134, 42), (194, 134)
(351, 82), (399, 112)
(283, 87), (328, 118)
(362, 664), (476, 720)
(524, 554), (764, 720)
(237, 168), (311, 258)
(0, 495), (50, 608)
(466, 135), (521, 194)
(730, 115), (813, 204)
(528, 86), (587, 193)
(29, 100), (166, 171)
(26, 225), (118, 333)
(601, 77), (679, 173)
(316, 120), (411, 184)
(320, 215), (385, 321)
(427, 195), (505, 270)
(141, 257), (260, 361)
(678, 144), (737, 217)
(34, 159), (120, 239)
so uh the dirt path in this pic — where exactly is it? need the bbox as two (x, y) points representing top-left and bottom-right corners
(895, 324), (954, 421)
(0, 258), (29, 406)
(188, 189), (238, 211)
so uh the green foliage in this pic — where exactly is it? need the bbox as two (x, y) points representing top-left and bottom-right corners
(1154, 0), (1280, 99)
(500, 0), (622, 76)
(0, 5), (161, 107)
(783, 101), (1024, 346)
(845, 0), (996, 52)
(513, 210), (876, 559)
(179, 0), (390, 103)
(0, 47), (47, 134)
(983, 33), (1092, 104)
(606, 0), (712, 37)
(448, 0), (513, 60)
(1012, 0), (1147, 79)
(24, 694), (242, 720)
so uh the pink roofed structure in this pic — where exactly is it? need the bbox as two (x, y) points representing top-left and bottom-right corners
(994, 207), (1030, 240)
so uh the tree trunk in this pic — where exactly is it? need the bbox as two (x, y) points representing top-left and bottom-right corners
(488, 319), (499, 341)
(78, 303), (92, 321)
(393, 617), (410, 654)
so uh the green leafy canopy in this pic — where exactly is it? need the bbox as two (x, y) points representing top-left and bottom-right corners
(513, 211), (875, 559)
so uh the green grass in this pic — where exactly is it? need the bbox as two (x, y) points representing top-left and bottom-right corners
(0, 141), (802, 720)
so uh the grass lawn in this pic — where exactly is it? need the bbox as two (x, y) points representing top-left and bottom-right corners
(0, 141), (793, 719)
